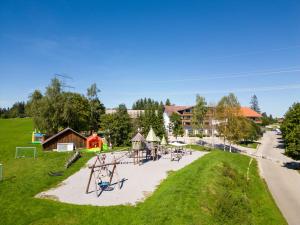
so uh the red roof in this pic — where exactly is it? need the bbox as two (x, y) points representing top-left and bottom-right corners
(164, 105), (193, 116)
(240, 107), (262, 118)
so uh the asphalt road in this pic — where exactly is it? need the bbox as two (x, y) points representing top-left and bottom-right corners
(257, 131), (300, 225)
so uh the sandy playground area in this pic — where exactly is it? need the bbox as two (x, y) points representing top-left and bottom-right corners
(36, 150), (207, 206)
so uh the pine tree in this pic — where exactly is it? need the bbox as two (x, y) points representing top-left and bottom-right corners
(250, 94), (260, 113)
(165, 98), (171, 106)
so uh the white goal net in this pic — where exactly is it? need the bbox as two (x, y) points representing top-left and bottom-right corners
(15, 147), (37, 159)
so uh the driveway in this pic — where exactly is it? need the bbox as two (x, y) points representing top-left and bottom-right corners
(257, 131), (300, 225)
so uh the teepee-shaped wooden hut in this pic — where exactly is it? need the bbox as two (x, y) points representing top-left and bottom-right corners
(146, 127), (158, 142)
(131, 132), (145, 150)
(161, 135), (167, 146)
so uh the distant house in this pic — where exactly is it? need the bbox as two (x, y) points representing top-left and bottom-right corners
(42, 128), (87, 151)
(240, 107), (262, 124)
(164, 105), (194, 136)
(105, 109), (145, 119)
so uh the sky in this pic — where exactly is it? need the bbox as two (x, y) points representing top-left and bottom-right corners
(0, 0), (299, 117)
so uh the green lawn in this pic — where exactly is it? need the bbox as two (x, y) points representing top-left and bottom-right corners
(188, 144), (211, 151)
(239, 141), (259, 149)
(0, 118), (286, 225)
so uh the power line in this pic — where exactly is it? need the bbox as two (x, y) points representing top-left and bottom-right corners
(108, 83), (300, 96)
(107, 66), (300, 84)
(213, 45), (300, 60)
(54, 73), (75, 90)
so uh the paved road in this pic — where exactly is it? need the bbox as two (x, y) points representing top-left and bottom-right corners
(257, 131), (300, 225)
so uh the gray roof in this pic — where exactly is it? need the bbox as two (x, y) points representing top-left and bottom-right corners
(131, 132), (145, 142)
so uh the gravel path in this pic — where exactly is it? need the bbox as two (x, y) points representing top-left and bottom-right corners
(36, 150), (207, 206)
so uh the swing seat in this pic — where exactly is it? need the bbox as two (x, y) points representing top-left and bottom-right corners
(98, 181), (110, 188)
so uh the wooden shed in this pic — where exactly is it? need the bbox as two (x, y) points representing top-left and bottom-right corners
(42, 128), (87, 151)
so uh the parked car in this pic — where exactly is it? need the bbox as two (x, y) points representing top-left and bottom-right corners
(275, 128), (282, 135)
(170, 141), (186, 144)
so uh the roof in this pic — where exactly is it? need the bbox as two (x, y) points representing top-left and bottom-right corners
(240, 107), (262, 118)
(105, 109), (145, 119)
(161, 136), (167, 145)
(87, 134), (101, 142)
(131, 132), (145, 142)
(164, 105), (193, 116)
(42, 128), (86, 146)
(146, 127), (158, 142)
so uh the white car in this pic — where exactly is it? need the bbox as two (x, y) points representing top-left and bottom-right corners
(275, 128), (282, 135)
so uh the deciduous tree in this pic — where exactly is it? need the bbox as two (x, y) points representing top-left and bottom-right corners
(281, 102), (300, 159)
(170, 112), (184, 138)
(87, 83), (105, 134)
(216, 93), (241, 152)
(191, 95), (207, 133)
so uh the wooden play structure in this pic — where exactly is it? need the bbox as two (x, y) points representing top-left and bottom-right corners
(86, 133), (102, 150)
(129, 128), (163, 165)
(146, 127), (160, 161)
(131, 132), (147, 165)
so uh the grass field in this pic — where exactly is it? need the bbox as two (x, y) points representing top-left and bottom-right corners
(0, 118), (286, 225)
(239, 141), (259, 149)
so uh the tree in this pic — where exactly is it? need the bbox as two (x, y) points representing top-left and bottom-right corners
(8, 102), (26, 118)
(137, 105), (166, 138)
(261, 112), (276, 126)
(26, 90), (43, 116)
(170, 112), (184, 138)
(281, 103), (300, 159)
(191, 95), (207, 133)
(132, 98), (160, 110)
(43, 78), (64, 134)
(165, 98), (171, 106)
(216, 93), (242, 152)
(61, 92), (89, 131)
(239, 118), (261, 143)
(25, 78), (97, 135)
(100, 104), (132, 147)
(25, 79), (64, 134)
(87, 83), (105, 134)
(250, 94), (260, 113)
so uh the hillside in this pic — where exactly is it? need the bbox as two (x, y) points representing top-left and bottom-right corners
(0, 118), (286, 225)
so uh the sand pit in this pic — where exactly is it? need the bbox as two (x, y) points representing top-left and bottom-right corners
(36, 150), (208, 206)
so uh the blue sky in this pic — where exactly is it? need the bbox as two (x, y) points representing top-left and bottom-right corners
(0, 0), (299, 117)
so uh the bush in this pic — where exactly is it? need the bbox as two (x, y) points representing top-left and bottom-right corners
(281, 103), (300, 159)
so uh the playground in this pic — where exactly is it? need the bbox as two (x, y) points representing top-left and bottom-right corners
(37, 150), (207, 206)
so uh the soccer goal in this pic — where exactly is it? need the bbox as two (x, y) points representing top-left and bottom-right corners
(15, 147), (37, 159)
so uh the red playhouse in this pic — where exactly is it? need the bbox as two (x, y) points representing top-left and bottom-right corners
(86, 133), (103, 150)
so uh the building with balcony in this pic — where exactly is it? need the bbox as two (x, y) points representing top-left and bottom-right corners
(164, 105), (262, 137)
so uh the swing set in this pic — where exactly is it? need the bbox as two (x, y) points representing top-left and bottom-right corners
(86, 154), (123, 197)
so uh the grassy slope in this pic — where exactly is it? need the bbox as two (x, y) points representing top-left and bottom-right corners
(0, 118), (286, 225)
(239, 142), (259, 149)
